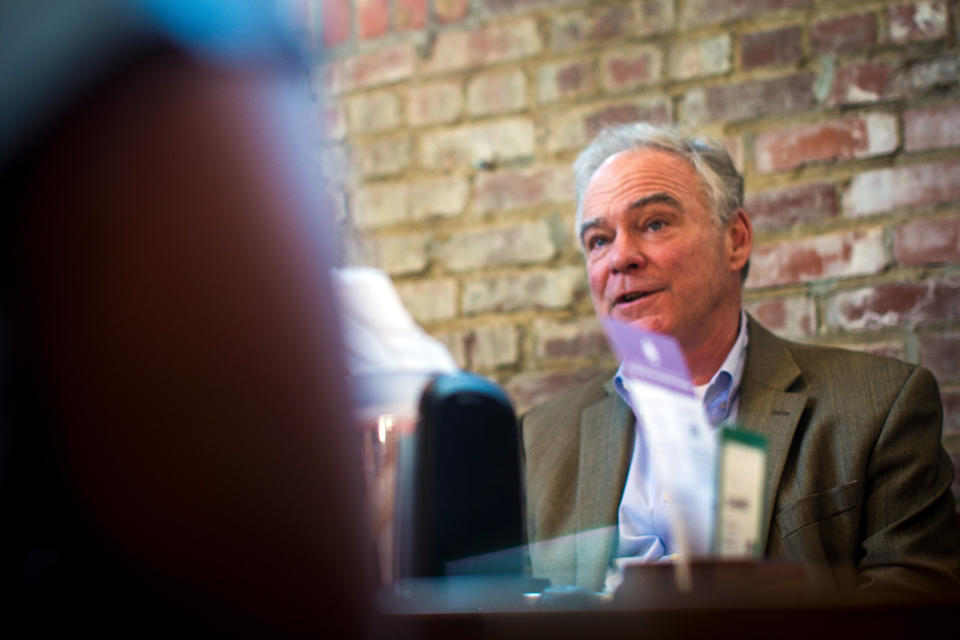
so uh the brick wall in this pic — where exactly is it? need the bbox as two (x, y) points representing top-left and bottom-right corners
(296, 0), (960, 496)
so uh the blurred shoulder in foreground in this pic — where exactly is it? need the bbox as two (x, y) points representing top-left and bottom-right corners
(1, 0), (369, 634)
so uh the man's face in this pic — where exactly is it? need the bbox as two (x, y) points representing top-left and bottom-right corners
(579, 148), (745, 353)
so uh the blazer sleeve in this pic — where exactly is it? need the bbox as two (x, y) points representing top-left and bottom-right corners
(857, 365), (960, 594)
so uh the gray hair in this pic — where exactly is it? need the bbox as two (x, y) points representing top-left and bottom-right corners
(573, 122), (744, 233)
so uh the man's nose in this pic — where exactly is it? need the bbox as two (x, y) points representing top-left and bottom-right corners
(608, 235), (645, 273)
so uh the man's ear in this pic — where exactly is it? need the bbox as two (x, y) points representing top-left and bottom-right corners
(726, 208), (753, 273)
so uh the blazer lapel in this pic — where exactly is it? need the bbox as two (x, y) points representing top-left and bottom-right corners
(575, 382), (633, 588)
(738, 315), (807, 549)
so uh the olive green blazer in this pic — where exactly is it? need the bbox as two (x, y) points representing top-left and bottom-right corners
(521, 315), (960, 594)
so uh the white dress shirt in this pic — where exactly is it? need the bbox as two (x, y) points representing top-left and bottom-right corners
(612, 311), (749, 561)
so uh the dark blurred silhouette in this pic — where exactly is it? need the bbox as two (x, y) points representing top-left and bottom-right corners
(1, 0), (369, 634)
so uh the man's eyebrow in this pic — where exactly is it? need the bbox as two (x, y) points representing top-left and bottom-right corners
(628, 192), (682, 210)
(578, 193), (682, 243)
(577, 218), (602, 244)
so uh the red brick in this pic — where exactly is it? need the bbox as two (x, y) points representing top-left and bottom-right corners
(368, 232), (431, 276)
(549, 4), (635, 51)
(351, 182), (408, 229)
(406, 81), (462, 126)
(600, 45), (663, 92)
(467, 70), (527, 116)
(349, 135), (412, 178)
(322, 0), (351, 47)
(632, 0), (674, 36)
(395, 0), (428, 31)
(506, 368), (611, 413)
(843, 159), (960, 217)
(461, 266), (586, 314)
(485, 0), (580, 12)
(811, 13), (877, 54)
(419, 118), (535, 170)
(548, 98), (671, 152)
(537, 59), (596, 104)
(454, 324), (521, 372)
(681, 0), (810, 28)
(346, 90), (400, 133)
(754, 113), (897, 173)
(407, 176), (470, 221)
(744, 297), (816, 338)
(918, 331), (960, 382)
(740, 26), (804, 70)
(941, 387), (960, 437)
(534, 317), (610, 361)
(895, 55), (959, 96)
(583, 104), (665, 138)
(435, 221), (557, 272)
(473, 165), (574, 214)
(682, 73), (815, 125)
(747, 228), (888, 288)
(351, 176), (467, 230)
(904, 103), (960, 152)
(549, 2), (673, 51)
(889, 1), (948, 43)
(744, 183), (839, 232)
(669, 35), (731, 81)
(323, 43), (416, 94)
(824, 279), (960, 330)
(827, 61), (900, 106)
(894, 216), (960, 265)
(435, 0), (469, 24)
(358, 0), (389, 39)
(396, 279), (458, 324)
(423, 19), (542, 73)
(434, 329), (468, 369)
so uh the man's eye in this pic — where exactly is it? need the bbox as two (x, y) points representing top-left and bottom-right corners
(588, 236), (609, 251)
(646, 219), (667, 232)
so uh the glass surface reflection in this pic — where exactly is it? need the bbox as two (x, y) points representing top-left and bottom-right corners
(354, 372), (432, 587)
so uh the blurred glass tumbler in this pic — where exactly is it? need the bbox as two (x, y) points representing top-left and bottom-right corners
(352, 372), (433, 586)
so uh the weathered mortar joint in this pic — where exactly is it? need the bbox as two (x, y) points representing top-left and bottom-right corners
(415, 27), (437, 60)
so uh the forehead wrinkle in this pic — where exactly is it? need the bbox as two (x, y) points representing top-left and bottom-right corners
(628, 192), (682, 211)
(580, 191), (682, 234)
(579, 149), (705, 245)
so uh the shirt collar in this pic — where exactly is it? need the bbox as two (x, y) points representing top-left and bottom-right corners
(693, 310), (748, 404)
(614, 310), (749, 408)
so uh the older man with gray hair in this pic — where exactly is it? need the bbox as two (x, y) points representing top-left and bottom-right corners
(521, 122), (960, 595)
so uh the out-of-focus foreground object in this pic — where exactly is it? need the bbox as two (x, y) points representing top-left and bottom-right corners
(334, 266), (458, 587)
(1, 0), (370, 634)
(333, 268), (527, 597)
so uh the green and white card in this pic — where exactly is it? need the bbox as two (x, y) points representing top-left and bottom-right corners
(714, 426), (767, 558)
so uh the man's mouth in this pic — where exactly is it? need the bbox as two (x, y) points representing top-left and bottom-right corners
(612, 289), (661, 308)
